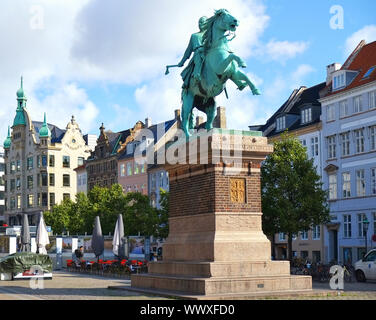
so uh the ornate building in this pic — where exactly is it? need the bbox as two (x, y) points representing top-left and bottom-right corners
(3, 79), (92, 226)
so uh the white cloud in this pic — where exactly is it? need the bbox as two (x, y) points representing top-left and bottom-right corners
(70, 0), (270, 84)
(261, 39), (309, 63)
(345, 25), (376, 56)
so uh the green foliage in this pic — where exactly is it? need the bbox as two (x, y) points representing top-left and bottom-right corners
(156, 188), (170, 239)
(261, 131), (330, 258)
(44, 184), (163, 237)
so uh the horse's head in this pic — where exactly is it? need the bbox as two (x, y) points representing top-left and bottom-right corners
(214, 9), (239, 33)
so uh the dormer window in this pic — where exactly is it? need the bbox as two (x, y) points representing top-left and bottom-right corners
(276, 116), (286, 131)
(333, 72), (345, 90)
(301, 108), (312, 124)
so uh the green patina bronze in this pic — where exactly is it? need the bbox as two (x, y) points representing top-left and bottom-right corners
(3, 126), (11, 149)
(13, 77), (27, 127)
(39, 112), (51, 138)
(167, 9), (261, 137)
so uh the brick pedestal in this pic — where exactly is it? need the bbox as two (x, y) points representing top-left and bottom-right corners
(131, 129), (312, 298)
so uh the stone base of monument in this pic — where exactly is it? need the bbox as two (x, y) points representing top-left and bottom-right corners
(130, 129), (313, 298)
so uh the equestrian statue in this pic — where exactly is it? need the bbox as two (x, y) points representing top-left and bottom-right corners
(166, 9), (261, 137)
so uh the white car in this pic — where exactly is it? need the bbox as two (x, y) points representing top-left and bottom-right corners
(354, 249), (376, 282)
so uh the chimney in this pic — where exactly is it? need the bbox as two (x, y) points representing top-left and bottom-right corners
(214, 106), (227, 129)
(326, 63), (342, 85)
(196, 116), (204, 127)
(174, 109), (181, 121)
(145, 117), (152, 128)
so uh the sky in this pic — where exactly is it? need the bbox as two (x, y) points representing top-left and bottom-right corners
(1, 0), (376, 141)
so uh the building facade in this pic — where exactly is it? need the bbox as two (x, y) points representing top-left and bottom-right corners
(250, 82), (327, 262)
(0, 146), (5, 224)
(75, 164), (88, 194)
(3, 79), (92, 226)
(319, 40), (376, 264)
(85, 123), (133, 191)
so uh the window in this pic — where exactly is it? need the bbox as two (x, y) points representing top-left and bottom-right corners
(369, 90), (376, 109)
(27, 157), (33, 170)
(49, 155), (55, 167)
(127, 162), (132, 176)
(342, 172), (351, 198)
(301, 108), (312, 124)
(313, 225), (320, 240)
(343, 215), (352, 238)
(42, 193), (48, 206)
(27, 195), (33, 208)
(41, 155), (47, 167)
(370, 125), (376, 150)
(134, 162), (139, 175)
(37, 156), (40, 168)
(10, 197), (15, 210)
(276, 116), (286, 131)
(27, 176), (33, 189)
(356, 169), (365, 197)
(310, 137), (319, 157)
(327, 135), (336, 159)
(151, 173), (156, 189)
(357, 213), (368, 237)
(301, 251), (308, 259)
(300, 139), (307, 148)
(10, 161), (15, 173)
(16, 177), (21, 190)
(141, 163), (146, 174)
(339, 100), (349, 117)
(63, 193), (70, 201)
(16, 195), (21, 209)
(63, 174), (70, 187)
(327, 105), (335, 121)
(120, 164), (125, 177)
(49, 173), (55, 187)
(159, 171), (164, 187)
(37, 193), (41, 206)
(62, 156), (70, 168)
(78, 157), (84, 166)
(354, 129), (364, 153)
(372, 168), (376, 195)
(10, 179), (15, 192)
(50, 193), (55, 207)
(41, 172), (48, 187)
(343, 248), (352, 264)
(37, 174), (40, 187)
(340, 132), (350, 156)
(292, 233), (297, 240)
(278, 233), (285, 241)
(301, 230), (308, 240)
(16, 160), (21, 172)
(363, 66), (376, 79)
(312, 251), (321, 263)
(353, 95), (362, 113)
(328, 174), (337, 200)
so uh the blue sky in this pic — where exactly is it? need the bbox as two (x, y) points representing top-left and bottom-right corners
(1, 0), (376, 141)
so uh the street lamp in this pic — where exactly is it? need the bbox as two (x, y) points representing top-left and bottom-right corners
(363, 217), (370, 256)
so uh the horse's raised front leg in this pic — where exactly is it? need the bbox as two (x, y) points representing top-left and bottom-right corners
(181, 91), (194, 137)
(231, 70), (261, 95)
(216, 53), (247, 75)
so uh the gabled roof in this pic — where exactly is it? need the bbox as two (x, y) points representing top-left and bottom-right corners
(256, 82), (326, 137)
(32, 121), (66, 143)
(322, 40), (376, 98)
(118, 119), (177, 160)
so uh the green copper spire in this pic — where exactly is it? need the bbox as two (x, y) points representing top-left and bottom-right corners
(16, 76), (26, 99)
(39, 112), (51, 138)
(13, 77), (27, 127)
(3, 126), (11, 149)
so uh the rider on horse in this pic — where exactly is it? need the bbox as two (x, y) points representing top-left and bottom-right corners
(178, 16), (208, 89)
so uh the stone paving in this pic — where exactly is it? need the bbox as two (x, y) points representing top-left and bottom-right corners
(0, 271), (375, 300)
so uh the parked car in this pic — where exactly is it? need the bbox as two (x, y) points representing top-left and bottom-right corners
(354, 249), (376, 282)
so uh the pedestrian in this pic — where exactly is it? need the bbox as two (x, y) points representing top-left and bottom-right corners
(73, 246), (84, 267)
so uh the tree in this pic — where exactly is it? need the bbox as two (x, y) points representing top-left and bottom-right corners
(261, 131), (330, 261)
(156, 188), (169, 239)
(44, 198), (73, 235)
(123, 192), (159, 237)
